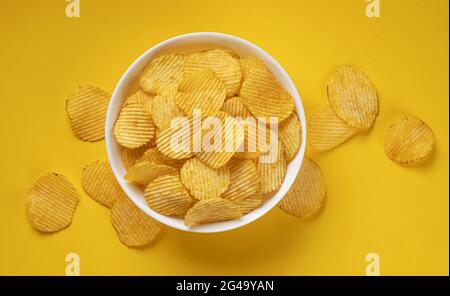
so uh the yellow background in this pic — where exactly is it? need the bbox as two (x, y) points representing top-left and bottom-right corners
(0, 0), (448, 276)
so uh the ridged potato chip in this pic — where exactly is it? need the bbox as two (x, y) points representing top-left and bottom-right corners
(309, 107), (357, 151)
(65, 85), (110, 142)
(180, 157), (230, 200)
(184, 198), (243, 226)
(196, 111), (245, 169)
(239, 55), (267, 80)
(151, 92), (184, 130)
(223, 48), (240, 59)
(144, 175), (193, 216)
(234, 190), (262, 215)
(124, 90), (153, 116)
(114, 94), (156, 149)
(136, 147), (164, 165)
(221, 96), (252, 118)
(184, 49), (242, 96)
(156, 116), (196, 160)
(234, 121), (267, 159)
(221, 159), (260, 202)
(125, 160), (178, 186)
(384, 116), (435, 164)
(240, 69), (295, 123)
(81, 160), (124, 208)
(176, 69), (226, 115)
(26, 173), (79, 232)
(139, 54), (184, 94)
(278, 156), (326, 219)
(327, 65), (378, 129)
(122, 145), (148, 169)
(257, 147), (287, 194)
(279, 112), (302, 161)
(137, 147), (187, 170)
(111, 196), (161, 247)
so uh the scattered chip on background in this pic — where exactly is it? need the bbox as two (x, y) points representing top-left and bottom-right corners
(184, 48), (242, 96)
(279, 112), (302, 161)
(139, 54), (185, 94)
(125, 160), (178, 186)
(81, 160), (125, 208)
(384, 116), (435, 164)
(180, 157), (230, 200)
(240, 69), (295, 123)
(239, 55), (267, 80)
(278, 156), (326, 219)
(176, 69), (226, 115)
(114, 94), (156, 149)
(184, 198), (243, 226)
(65, 85), (110, 142)
(221, 158), (260, 202)
(26, 173), (79, 232)
(144, 174), (193, 216)
(110, 196), (161, 247)
(309, 107), (357, 151)
(327, 65), (378, 129)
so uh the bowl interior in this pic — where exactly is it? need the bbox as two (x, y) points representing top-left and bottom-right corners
(105, 33), (307, 233)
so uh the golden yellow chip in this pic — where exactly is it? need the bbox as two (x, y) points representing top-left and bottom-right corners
(144, 174), (193, 216)
(279, 112), (302, 161)
(327, 65), (378, 129)
(26, 173), (79, 232)
(65, 85), (110, 142)
(184, 48), (242, 96)
(136, 147), (164, 165)
(240, 69), (295, 123)
(125, 160), (178, 186)
(176, 69), (226, 115)
(81, 160), (125, 208)
(184, 198), (243, 226)
(156, 116), (196, 160)
(114, 94), (156, 149)
(110, 196), (161, 247)
(122, 145), (148, 169)
(196, 111), (245, 169)
(220, 96), (252, 118)
(256, 146), (287, 194)
(124, 90), (153, 116)
(234, 121), (266, 159)
(221, 159), (260, 202)
(151, 92), (184, 130)
(180, 157), (230, 200)
(233, 190), (263, 215)
(223, 48), (240, 59)
(278, 156), (326, 219)
(309, 107), (357, 151)
(384, 116), (435, 164)
(139, 54), (184, 94)
(239, 55), (267, 80)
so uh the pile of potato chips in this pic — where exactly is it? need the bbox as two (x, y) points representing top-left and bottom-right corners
(25, 44), (435, 249)
(113, 48), (305, 226)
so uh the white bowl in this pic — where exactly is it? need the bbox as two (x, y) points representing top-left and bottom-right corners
(105, 32), (307, 233)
